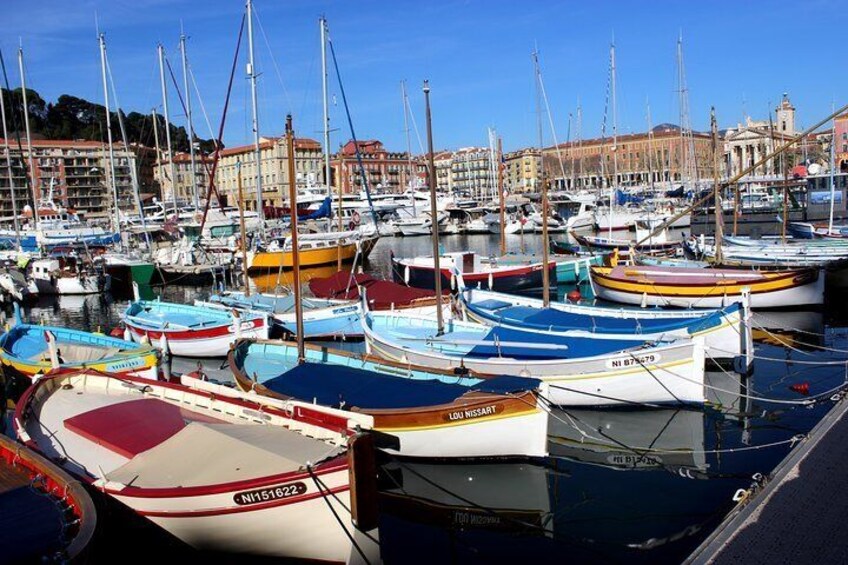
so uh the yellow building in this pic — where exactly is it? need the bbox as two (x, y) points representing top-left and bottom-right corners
(214, 136), (324, 209)
(504, 148), (542, 193)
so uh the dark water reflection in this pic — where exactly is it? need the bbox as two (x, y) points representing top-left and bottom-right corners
(2, 233), (845, 564)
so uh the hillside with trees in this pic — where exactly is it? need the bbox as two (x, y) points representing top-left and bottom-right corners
(1, 87), (217, 154)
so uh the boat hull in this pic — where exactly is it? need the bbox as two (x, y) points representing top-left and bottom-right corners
(590, 265), (825, 309)
(393, 259), (557, 293)
(362, 313), (706, 407)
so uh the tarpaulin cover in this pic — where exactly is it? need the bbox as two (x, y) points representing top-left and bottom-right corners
(262, 362), (536, 410)
(309, 271), (446, 309)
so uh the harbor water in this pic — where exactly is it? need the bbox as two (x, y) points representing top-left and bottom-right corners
(3, 233), (846, 564)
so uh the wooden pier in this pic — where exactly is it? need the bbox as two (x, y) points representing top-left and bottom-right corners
(686, 393), (848, 564)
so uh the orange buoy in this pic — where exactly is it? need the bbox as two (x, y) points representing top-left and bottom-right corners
(789, 383), (810, 395)
(566, 289), (582, 303)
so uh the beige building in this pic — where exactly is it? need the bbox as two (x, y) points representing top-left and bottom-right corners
(214, 136), (324, 209)
(0, 138), (140, 220)
(153, 151), (211, 205)
(544, 125), (718, 190)
(450, 147), (496, 199)
(504, 148), (542, 193)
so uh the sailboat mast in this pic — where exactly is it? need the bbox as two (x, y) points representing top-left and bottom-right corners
(0, 59), (21, 247)
(646, 98), (654, 191)
(610, 41), (617, 239)
(532, 48), (551, 306)
(320, 18), (332, 201)
(17, 47), (39, 229)
(829, 111), (836, 233)
(423, 80), (444, 336)
(236, 161), (250, 296)
(401, 80), (416, 216)
(180, 30), (199, 210)
(711, 107), (723, 264)
(157, 44), (178, 214)
(246, 0), (264, 228)
(498, 136), (505, 256)
(285, 115), (305, 361)
(98, 34), (121, 235)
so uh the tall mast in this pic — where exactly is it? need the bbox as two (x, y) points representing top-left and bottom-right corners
(498, 137), (505, 256)
(711, 107), (723, 264)
(423, 80), (443, 336)
(646, 97), (655, 191)
(246, 0), (264, 226)
(677, 32), (697, 186)
(17, 47), (38, 229)
(0, 56), (21, 247)
(576, 103), (583, 187)
(610, 40), (617, 239)
(401, 80), (417, 216)
(237, 161), (250, 296)
(829, 109), (836, 233)
(180, 29), (199, 210)
(98, 33), (121, 234)
(285, 115), (305, 362)
(320, 17), (332, 200)
(158, 44), (178, 214)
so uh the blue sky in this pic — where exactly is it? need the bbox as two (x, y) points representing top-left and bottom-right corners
(2, 0), (845, 153)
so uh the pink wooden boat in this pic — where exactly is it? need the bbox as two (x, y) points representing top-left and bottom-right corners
(14, 369), (379, 562)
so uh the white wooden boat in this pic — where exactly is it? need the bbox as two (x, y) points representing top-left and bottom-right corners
(15, 369), (379, 562)
(30, 256), (109, 295)
(590, 265), (825, 309)
(361, 306), (706, 407)
(200, 292), (363, 339)
(123, 300), (269, 357)
(458, 283), (752, 370)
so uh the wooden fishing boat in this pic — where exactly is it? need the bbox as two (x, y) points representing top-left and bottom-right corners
(589, 264), (825, 309)
(0, 308), (159, 380)
(392, 251), (557, 293)
(482, 253), (604, 285)
(458, 283), (752, 370)
(123, 300), (269, 357)
(361, 307), (706, 407)
(0, 433), (96, 562)
(14, 368), (379, 562)
(228, 339), (549, 459)
(571, 231), (680, 255)
(249, 232), (378, 271)
(200, 292), (363, 338)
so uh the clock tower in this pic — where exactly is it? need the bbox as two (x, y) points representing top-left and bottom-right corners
(775, 93), (796, 135)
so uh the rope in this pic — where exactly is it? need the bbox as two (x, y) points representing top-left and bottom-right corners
(306, 465), (371, 565)
(710, 345), (848, 366)
(752, 323), (848, 356)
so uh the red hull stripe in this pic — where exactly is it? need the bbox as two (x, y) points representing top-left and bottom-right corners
(125, 318), (266, 341)
(132, 485), (350, 518)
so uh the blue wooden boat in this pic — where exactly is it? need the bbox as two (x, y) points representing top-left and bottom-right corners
(228, 339), (549, 459)
(458, 283), (752, 369)
(200, 291), (362, 338)
(361, 302), (707, 407)
(0, 306), (159, 380)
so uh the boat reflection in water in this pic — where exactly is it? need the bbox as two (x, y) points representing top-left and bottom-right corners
(547, 407), (707, 473)
(377, 461), (557, 562)
(750, 309), (825, 349)
(248, 264), (344, 291)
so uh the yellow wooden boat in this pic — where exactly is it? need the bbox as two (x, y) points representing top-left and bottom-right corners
(589, 264), (824, 309)
(250, 233), (378, 271)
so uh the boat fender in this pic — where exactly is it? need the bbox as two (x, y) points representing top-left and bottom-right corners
(109, 325), (124, 338)
(452, 364), (469, 376)
(640, 292), (648, 309)
(567, 288), (581, 303)
(488, 272), (493, 290)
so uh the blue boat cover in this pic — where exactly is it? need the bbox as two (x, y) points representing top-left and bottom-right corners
(471, 302), (726, 335)
(466, 326), (646, 360)
(261, 362), (537, 410)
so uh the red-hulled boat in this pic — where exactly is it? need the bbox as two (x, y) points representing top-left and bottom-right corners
(0, 432), (96, 562)
(392, 251), (557, 294)
(309, 270), (448, 310)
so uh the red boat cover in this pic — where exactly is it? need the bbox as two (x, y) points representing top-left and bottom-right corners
(64, 398), (224, 459)
(309, 271), (446, 310)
